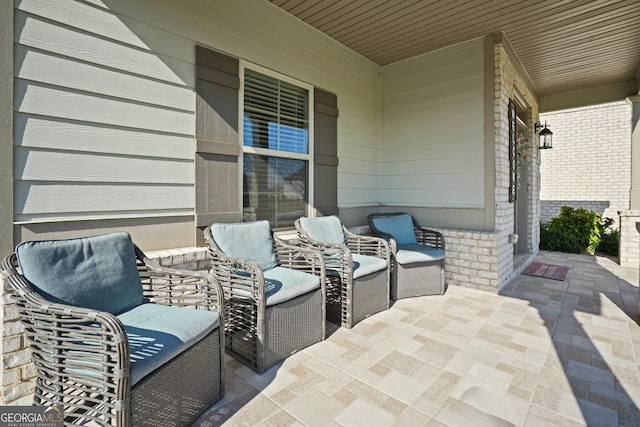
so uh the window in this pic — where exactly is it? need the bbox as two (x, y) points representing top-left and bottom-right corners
(241, 66), (312, 228)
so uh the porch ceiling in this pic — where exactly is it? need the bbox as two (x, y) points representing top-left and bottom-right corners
(269, 0), (640, 98)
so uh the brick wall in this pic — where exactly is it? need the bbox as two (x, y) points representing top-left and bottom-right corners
(539, 101), (632, 227)
(1, 281), (36, 405)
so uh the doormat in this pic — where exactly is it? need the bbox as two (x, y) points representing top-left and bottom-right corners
(522, 262), (569, 281)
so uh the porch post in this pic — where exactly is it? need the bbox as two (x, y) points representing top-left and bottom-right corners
(619, 96), (640, 267)
(0, 1), (13, 256)
(630, 96), (640, 209)
(0, 0), (19, 406)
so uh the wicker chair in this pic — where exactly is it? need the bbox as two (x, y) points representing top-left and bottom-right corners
(1, 232), (224, 427)
(204, 221), (326, 373)
(368, 212), (446, 299)
(294, 216), (390, 329)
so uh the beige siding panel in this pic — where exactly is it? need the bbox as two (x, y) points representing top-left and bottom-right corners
(337, 110), (381, 203)
(13, 1), (197, 224)
(15, 46), (194, 111)
(15, 79), (193, 135)
(15, 148), (192, 184)
(15, 11), (194, 86)
(339, 188), (380, 208)
(17, 0), (195, 63)
(381, 140), (484, 163)
(15, 114), (193, 160)
(15, 183), (193, 221)
(382, 189), (484, 208)
(381, 38), (485, 208)
(341, 173), (379, 189)
(339, 139), (379, 164)
(380, 156), (483, 175)
(383, 172), (484, 190)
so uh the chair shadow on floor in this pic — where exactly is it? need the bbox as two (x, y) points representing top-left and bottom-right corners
(501, 252), (640, 426)
(195, 321), (342, 425)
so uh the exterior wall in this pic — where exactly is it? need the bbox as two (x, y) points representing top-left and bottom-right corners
(380, 38), (486, 211)
(539, 101), (632, 227)
(377, 35), (540, 291)
(11, 0), (382, 251)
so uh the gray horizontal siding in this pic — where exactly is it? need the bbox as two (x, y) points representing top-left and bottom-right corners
(14, 1), (196, 223)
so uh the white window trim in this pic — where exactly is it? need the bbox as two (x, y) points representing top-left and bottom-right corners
(238, 61), (314, 222)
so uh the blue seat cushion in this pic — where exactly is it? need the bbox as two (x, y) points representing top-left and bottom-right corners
(370, 214), (417, 245)
(15, 232), (144, 315)
(211, 221), (278, 271)
(117, 303), (220, 385)
(263, 267), (321, 306)
(299, 216), (345, 245)
(396, 244), (445, 265)
(351, 254), (387, 279)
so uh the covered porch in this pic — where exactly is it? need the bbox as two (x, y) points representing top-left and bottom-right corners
(2, 0), (640, 419)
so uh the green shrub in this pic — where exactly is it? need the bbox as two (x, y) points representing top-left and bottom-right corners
(539, 221), (582, 253)
(597, 228), (619, 257)
(541, 206), (616, 255)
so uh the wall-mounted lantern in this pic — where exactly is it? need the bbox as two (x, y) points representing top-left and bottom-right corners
(535, 121), (553, 149)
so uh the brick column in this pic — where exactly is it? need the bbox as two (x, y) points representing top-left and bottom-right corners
(620, 210), (640, 267)
(630, 96), (640, 209)
(620, 96), (640, 268)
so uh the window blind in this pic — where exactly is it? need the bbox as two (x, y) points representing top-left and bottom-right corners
(243, 69), (309, 154)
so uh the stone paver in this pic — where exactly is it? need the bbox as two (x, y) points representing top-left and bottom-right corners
(196, 251), (640, 426)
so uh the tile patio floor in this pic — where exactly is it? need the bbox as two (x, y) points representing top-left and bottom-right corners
(195, 251), (640, 426)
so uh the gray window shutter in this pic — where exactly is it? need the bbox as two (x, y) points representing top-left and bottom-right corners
(313, 88), (338, 216)
(195, 46), (240, 242)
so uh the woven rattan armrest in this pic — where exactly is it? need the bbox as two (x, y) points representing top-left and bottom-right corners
(294, 228), (351, 275)
(203, 230), (265, 302)
(414, 226), (445, 250)
(273, 236), (326, 278)
(343, 226), (390, 261)
(135, 246), (224, 311)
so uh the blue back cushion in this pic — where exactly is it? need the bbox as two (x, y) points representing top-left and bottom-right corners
(211, 221), (278, 271)
(15, 232), (144, 315)
(299, 216), (345, 245)
(370, 214), (417, 245)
